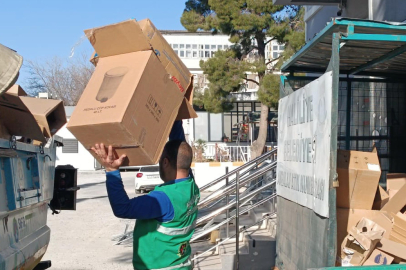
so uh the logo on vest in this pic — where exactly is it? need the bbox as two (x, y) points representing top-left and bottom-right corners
(178, 242), (188, 257)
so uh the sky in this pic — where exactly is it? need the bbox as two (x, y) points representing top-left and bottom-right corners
(0, 0), (187, 89)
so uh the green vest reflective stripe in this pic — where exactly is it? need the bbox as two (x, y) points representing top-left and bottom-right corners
(132, 177), (200, 270)
(156, 220), (196, 236)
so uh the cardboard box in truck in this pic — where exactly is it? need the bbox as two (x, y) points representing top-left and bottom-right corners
(0, 84), (66, 142)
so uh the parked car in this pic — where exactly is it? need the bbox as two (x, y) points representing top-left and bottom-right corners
(134, 165), (163, 194)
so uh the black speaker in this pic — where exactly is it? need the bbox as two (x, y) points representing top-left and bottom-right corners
(50, 165), (80, 211)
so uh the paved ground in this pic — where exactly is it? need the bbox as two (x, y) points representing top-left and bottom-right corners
(43, 171), (215, 270)
(43, 171), (138, 270)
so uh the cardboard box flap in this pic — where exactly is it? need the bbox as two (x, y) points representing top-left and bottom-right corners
(6, 84), (27, 96)
(373, 185), (389, 210)
(176, 97), (198, 120)
(20, 97), (67, 138)
(84, 19), (151, 58)
(138, 18), (192, 92)
(387, 173), (406, 191)
(382, 182), (406, 216)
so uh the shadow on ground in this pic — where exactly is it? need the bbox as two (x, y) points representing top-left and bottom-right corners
(76, 195), (108, 203)
(110, 249), (133, 264)
(78, 181), (106, 189)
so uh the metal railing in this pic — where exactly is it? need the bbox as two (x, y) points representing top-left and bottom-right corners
(192, 149), (278, 270)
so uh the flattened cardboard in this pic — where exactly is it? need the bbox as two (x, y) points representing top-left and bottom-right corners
(67, 51), (184, 166)
(337, 208), (393, 254)
(20, 97), (66, 138)
(341, 218), (385, 266)
(387, 173), (406, 191)
(363, 249), (394, 266)
(0, 85), (46, 142)
(337, 150), (381, 209)
(377, 238), (406, 261)
(373, 185), (389, 210)
(382, 183), (406, 217)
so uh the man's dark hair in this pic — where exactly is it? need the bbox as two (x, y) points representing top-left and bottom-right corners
(162, 140), (193, 171)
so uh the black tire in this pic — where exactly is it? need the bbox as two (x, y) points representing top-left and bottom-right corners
(135, 189), (142, 194)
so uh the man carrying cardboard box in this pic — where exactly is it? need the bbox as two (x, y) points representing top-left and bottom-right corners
(92, 121), (199, 270)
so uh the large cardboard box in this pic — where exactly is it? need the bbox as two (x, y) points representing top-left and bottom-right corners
(86, 19), (196, 121)
(0, 85), (66, 142)
(336, 150), (381, 209)
(67, 50), (184, 166)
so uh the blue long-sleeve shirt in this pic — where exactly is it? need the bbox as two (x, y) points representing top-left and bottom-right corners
(105, 120), (187, 221)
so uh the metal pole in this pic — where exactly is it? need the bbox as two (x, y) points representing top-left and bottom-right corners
(225, 166), (229, 238)
(235, 171), (240, 270)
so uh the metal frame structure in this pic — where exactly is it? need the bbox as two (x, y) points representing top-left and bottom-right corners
(277, 18), (406, 269)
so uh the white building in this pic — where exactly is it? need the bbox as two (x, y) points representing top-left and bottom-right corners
(161, 30), (279, 151)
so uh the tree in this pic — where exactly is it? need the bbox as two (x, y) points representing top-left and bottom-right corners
(181, 1), (305, 158)
(26, 53), (94, 105)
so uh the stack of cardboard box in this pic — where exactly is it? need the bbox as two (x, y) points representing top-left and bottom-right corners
(336, 150), (406, 266)
(67, 19), (197, 166)
(0, 84), (66, 142)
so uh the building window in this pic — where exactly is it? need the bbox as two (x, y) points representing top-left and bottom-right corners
(211, 51), (216, 57)
(224, 45), (229, 50)
(205, 51), (210, 58)
(194, 112), (209, 141)
(186, 51), (191, 58)
(173, 44), (178, 49)
(186, 44), (191, 49)
(192, 44), (198, 49)
(180, 51), (185, 57)
(205, 45), (210, 49)
(193, 51), (198, 58)
(273, 52), (278, 58)
(199, 51), (204, 58)
(273, 45), (278, 50)
(62, 139), (78, 153)
(211, 45), (216, 50)
(210, 113), (223, 141)
(218, 45), (223, 50)
(180, 44), (185, 49)
(174, 50), (179, 55)
(279, 45), (285, 50)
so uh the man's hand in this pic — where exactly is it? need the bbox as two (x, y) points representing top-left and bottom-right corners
(91, 143), (126, 172)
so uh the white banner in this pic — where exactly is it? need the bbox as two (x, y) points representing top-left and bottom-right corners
(277, 72), (333, 217)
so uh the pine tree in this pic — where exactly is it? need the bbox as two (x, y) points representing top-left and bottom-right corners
(182, 1), (304, 158)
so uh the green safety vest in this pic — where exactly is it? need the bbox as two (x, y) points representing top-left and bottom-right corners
(133, 177), (200, 270)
